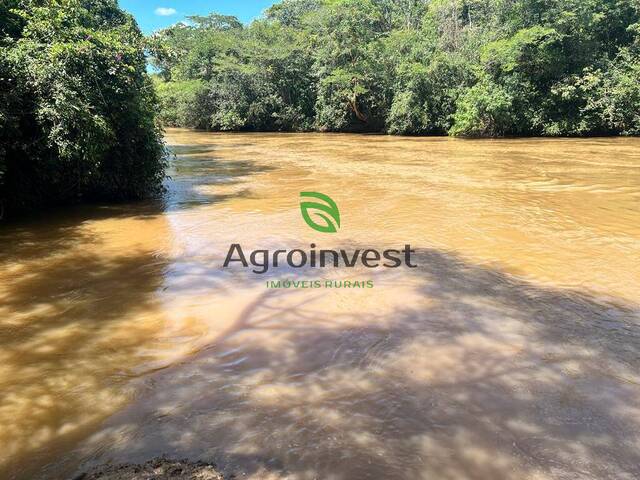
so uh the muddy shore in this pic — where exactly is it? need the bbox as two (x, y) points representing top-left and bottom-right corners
(75, 458), (225, 480)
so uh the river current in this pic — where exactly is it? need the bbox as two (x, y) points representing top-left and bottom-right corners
(1, 130), (639, 479)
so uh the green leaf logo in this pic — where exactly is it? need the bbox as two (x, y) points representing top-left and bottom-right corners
(300, 192), (341, 233)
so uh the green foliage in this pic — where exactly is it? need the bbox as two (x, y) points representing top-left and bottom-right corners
(0, 0), (165, 218)
(313, 0), (391, 131)
(450, 79), (518, 137)
(154, 78), (210, 129)
(150, 14), (316, 132)
(388, 53), (474, 134)
(148, 0), (640, 137)
(547, 49), (640, 135)
(265, 0), (322, 27)
(450, 0), (640, 136)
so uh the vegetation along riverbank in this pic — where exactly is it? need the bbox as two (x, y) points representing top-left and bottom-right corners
(150, 0), (640, 136)
(0, 0), (165, 218)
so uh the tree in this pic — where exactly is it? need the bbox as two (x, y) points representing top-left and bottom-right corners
(147, 0), (640, 138)
(312, 0), (390, 131)
(0, 0), (165, 217)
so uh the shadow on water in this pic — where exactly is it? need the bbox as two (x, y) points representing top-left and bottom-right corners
(0, 202), (162, 263)
(0, 141), (277, 480)
(0, 142), (270, 260)
(163, 144), (274, 211)
(168, 146), (219, 156)
(3, 139), (639, 479)
(53, 248), (640, 480)
(0, 248), (170, 480)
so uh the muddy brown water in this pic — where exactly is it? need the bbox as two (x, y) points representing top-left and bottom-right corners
(1, 129), (639, 479)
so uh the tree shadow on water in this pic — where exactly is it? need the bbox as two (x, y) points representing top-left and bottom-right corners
(0, 140), (276, 479)
(0, 245), (173, 480)
(61, 248), (640, 480)
(163, 145), (274, 211)
(0, 198), (180, 480)
(0, 142), (268, 250)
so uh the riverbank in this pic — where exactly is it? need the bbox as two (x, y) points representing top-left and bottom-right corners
(77, 458), (224, 480)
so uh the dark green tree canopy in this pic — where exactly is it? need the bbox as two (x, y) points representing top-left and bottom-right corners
(148, 0), (640, 137)
(0, 0), (165, 218)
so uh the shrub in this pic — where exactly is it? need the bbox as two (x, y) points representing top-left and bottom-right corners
(0, 0), (166, 218)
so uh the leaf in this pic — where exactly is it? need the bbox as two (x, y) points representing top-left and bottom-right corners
(300, 191), (341, 233)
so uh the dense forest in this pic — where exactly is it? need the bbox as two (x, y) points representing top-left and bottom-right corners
(149, 0), (640, 136)
(0, 0), (165, 218)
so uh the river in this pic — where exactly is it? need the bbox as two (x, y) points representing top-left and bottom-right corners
(1, 129), (639, 479)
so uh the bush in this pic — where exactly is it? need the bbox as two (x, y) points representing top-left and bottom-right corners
(155, 78), (210, 129)
(450, 79), (517, 137)
(0, 0), (166, 218)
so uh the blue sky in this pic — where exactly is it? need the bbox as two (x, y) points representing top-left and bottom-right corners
(120, 1), (278, 34)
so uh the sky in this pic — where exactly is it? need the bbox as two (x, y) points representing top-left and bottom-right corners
(120, 1), (278, 34)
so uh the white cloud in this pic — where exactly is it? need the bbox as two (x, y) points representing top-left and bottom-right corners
(154, 7), (177, 16)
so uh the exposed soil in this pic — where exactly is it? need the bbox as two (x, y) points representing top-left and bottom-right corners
(75, 458), (225, 480)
